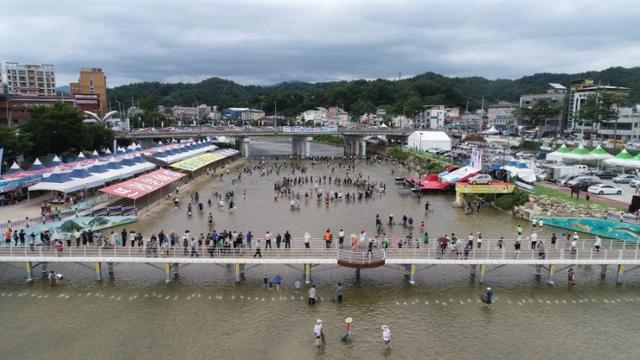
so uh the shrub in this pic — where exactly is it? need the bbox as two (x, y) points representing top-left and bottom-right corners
(494, 189), (529, 210)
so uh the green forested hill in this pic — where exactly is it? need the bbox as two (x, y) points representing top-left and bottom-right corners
(107, 66), (640, 117)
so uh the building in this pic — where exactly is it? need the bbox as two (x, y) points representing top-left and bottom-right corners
(4, 62), (56, 96)
(299, 107), (328, 125)
(519, 83), (568, 135)
(461, 112), (484, 131)
(595, 105), (640, 140)
(223, 108), (265, 123)
(392, 115), (413, 128)
(69, 67), (108, 115)
(0, 94), (99, 126)
(327, 106), (350, 125)
(487, 102), (517, 130)
(568, 79), (630, 135)
(127, 106), (144, 118)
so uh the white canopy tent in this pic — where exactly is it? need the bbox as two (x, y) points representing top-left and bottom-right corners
(407, 131), (452, 151)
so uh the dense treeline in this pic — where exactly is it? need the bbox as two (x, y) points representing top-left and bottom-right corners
(0, 104), (113, 164)
(108, 67), (640, 117)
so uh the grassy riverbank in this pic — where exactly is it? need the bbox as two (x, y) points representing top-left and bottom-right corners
(313, 135), (344, 146)
(533, 184), (625, 211)
(388, 146), (457, 174)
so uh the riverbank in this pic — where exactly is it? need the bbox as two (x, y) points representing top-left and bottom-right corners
(511, 183), (626, 220)
(387, 146), (455, 174)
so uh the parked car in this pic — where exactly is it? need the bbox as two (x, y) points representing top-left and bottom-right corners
(556, 174), (580, 186)
(613, 174), (637, 184)
(469, 174), (493, 185)
(566, 176), (599, 187)
(588, 184), (623, 195)
(629, 178), (640, 188)
(594, 171), (617, 179)
(577, 179), (602, 191)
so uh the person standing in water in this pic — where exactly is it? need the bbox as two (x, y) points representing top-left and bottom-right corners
(336, 282), (344, 303)
(314, 319), (325, 347)
(341, 318), (353, 342)
(482, 287), (493, 306)
(381, 325), (391, 349)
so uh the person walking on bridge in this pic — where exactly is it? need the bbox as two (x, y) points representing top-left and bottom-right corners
(324, 229), (333, 248)
(284, 230), (291, 249)
(264, 231), (272, 249)
(253, 238), (262, 258)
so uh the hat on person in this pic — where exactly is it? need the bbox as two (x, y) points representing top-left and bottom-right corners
(316, 319), (323, 324)
(345, 317), (352, 323)
(381, 325), (389, 330)
(487, 287), (492, 291)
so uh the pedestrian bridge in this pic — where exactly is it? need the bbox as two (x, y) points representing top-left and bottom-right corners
(1, 238), (639, 285)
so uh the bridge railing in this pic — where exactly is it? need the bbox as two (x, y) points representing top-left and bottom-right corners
(337, 248), (385, 264)
(0, 245), (337, 259)
(0, 238), (638, 262)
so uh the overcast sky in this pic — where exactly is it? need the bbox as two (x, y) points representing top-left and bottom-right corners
(1, 0), (639, 88)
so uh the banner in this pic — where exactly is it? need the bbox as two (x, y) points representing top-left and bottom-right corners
(455, 182), (514, 194)
(170, 153), (225, 172)
(282, 126), (338, 134)
(99, 169), (185, 199)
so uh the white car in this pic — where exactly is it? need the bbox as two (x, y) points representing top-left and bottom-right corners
(629, 178), (640, 188)
(588, 184), (622, 195)
(469, 174), (493, 185)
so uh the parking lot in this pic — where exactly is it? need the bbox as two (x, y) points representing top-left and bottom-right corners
(550, 177), (635, 206)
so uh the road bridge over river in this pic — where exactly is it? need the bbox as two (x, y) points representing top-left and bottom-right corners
(2, 238), (639, 286)
(114, 126), (414, 158)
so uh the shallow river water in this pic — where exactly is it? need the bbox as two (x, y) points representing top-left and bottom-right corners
(1, 142), (640, 360)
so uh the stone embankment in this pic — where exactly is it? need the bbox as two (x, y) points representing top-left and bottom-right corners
(513, 194), (607, 220)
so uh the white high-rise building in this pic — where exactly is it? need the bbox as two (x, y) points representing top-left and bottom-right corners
(4, 62), (56, 96)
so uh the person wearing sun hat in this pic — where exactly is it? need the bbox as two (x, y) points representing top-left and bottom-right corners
(341, 317), (353, 342)
(381, 325), (391, 348)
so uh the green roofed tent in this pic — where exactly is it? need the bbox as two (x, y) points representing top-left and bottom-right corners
(590, 146), (613, 159)
(546, 144), (573, 161)
(604, 149), (639, 168)
(615, 149), (633, 160)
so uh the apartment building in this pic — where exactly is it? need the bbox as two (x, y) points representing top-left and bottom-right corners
(4, 62), (56, 96)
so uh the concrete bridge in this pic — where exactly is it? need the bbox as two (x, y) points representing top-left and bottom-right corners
(2, 238), (639, 286)
(114, 126), (414, 158)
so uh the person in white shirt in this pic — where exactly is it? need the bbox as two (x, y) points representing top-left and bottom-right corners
(304, 232), (311, 249)
(594, 236), (602, 252)
(265, 231), (272, 249)
(338, 229), (345, 248)
(381, 325), (391, 348)
(314, 319), (324, 346)
(530, 231), (538, 250)
(308, 285), (317, 305)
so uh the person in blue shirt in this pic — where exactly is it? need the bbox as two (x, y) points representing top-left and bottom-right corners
(482, 287), (493, 306)
(274, 274), (282, 290)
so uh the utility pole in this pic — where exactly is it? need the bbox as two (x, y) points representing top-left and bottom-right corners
(274, 102), (277, 127)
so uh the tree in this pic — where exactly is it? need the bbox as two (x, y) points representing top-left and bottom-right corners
(19, 103), (113, 158)
(0, 125), (32, 164)
(20, 104), (85, 156)
(578, 91), (627, 140)
(515, 99), (562, 141)
(82, 123), (114, 151)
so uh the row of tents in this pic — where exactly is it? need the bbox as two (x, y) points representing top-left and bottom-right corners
(0, 139), (238, 195)
(546, 144), (640, 168)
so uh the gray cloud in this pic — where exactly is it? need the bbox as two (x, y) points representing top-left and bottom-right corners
(1, 0), (639, 87)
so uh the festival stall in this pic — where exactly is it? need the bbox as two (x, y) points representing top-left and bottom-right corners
(99, 168), (186, 211)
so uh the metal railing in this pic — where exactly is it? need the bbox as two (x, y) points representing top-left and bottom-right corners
(0, 238), (638, 262)
(337, 248), (385, 264)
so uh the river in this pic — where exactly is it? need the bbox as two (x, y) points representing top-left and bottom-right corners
(1, 141), (639, 360)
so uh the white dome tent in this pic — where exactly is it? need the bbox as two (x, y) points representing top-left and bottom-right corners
(407, 131), (452, 152)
